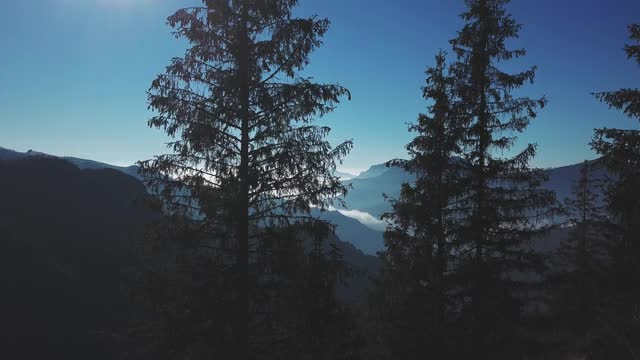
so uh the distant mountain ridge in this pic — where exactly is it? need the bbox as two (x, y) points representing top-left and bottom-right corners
(335, 170), (357, 180)
(354, 163), (392, 179)
(0, 147), (141, 179)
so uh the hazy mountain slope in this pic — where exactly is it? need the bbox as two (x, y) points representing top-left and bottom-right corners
(340, 165), (416, 217)
(340, 160), (609, 219)
(313, 209), (384, 255)
(543, 161), (608, 204)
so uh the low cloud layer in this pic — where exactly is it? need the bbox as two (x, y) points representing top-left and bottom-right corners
(328, 206), (387, 231)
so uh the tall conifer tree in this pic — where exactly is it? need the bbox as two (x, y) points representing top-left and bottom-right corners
(548, 161), (608, 356)
(447, 0), (556, 356)
(377, 51), (465, 359)
(136, 1), (352, 358)
(592, 23), (640, 358)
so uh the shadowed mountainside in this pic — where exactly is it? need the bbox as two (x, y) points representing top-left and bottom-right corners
(0, 156), (379, 359)
(0, 157), (153, 359)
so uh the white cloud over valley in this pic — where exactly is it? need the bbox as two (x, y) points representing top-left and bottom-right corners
(327, 206), (387, 231)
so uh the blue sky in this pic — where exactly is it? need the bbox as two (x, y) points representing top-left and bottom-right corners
(1, 0), (639, 173)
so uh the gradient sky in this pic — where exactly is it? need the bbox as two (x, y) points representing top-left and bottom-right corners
(1, 0), (639, 174)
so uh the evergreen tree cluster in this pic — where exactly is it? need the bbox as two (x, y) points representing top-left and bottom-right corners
(132, 1), (640, 359)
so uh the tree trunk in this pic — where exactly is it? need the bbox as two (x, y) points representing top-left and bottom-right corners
(236, 6), (251, 360)
(472, 0), (490, 348)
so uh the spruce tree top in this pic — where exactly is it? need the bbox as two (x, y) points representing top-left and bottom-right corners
(140, 0), (352, 226)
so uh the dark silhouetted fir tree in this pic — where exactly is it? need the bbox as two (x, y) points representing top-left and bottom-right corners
(590, 23), (640, 359)
(447, 0), (557, 357)
(295, 226), (364, 360)
(547, 161), (608, 357)
(375, 51), (465, 359)
(135, 1), (353, 358)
